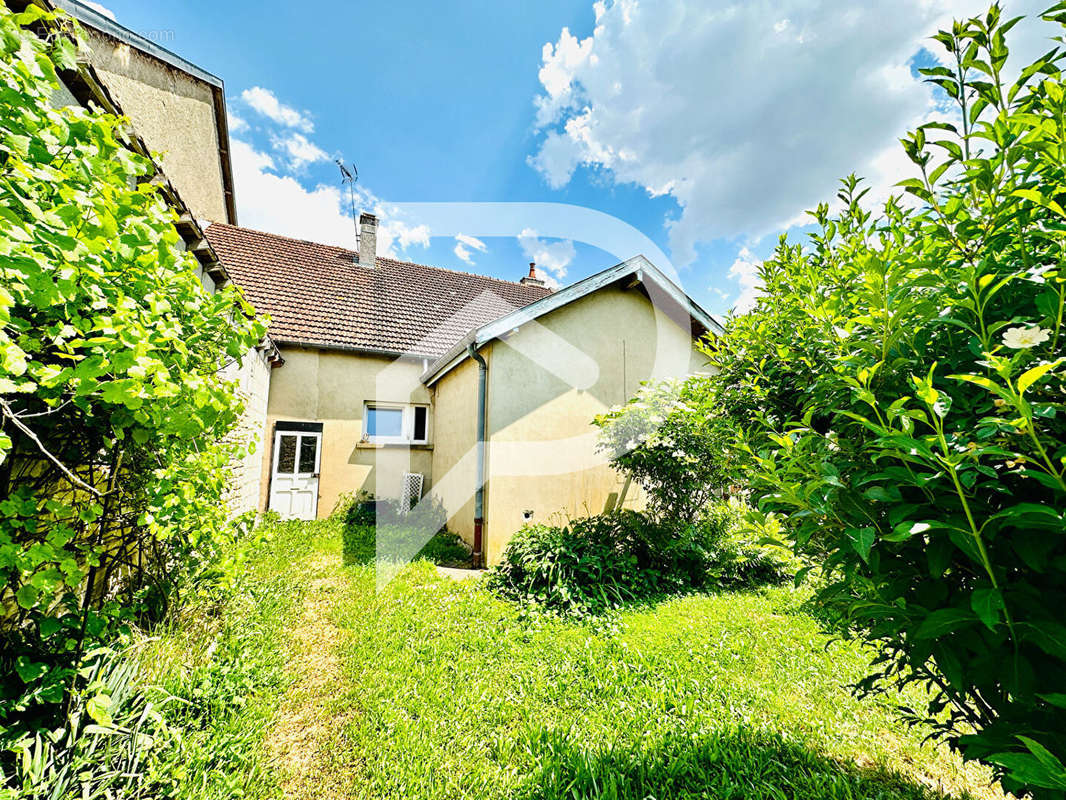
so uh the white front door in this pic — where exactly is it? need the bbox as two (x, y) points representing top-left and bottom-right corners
(268, 429), (321, 520)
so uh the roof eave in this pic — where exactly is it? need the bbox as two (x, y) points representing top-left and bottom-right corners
(421, 255), (722, 387)
(272, 338), (441, 362)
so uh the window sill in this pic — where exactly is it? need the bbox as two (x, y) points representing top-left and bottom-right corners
(357, 441), (433, 451)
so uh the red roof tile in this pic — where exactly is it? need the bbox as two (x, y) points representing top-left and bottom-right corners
(204, 223), (553, 357)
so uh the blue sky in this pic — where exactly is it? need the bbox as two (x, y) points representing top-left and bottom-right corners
(88, 0), (1049, 316)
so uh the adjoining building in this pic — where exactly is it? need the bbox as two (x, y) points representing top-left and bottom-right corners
(38, 0), (278, 515)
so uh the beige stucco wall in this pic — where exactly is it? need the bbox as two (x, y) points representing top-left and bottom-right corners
(433, 285), (709, 564)
(80, 28), (229, 223)
(262, 347), (433, 518)
(427, 357), (481, 545)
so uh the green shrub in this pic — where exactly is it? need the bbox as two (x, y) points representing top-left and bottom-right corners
(487, 512), (664, 615)
(593, 376), (736, 524)
(0, 648), (177, 800)
(695, 7), (1066, 796)
(486, 508), (790, 616)
(700, 503), (797, 591)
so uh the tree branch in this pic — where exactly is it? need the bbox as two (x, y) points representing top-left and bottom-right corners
(0, 398), (102, 496)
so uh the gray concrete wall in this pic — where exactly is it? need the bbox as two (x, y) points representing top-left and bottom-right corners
(79, 27), (229, 222)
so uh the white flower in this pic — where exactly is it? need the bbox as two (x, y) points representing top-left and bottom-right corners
(1002, 325), (1051, 349)
(625, 440), (638, 451)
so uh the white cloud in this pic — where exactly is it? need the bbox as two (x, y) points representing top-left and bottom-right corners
(228, 112), (248, 134)
(82, 1), (116, 20)
(534, 27), (596, 128)
(518, 228), (577, 288)
(270, 131), (329, 170)
(383, 215), (431, 252)
(727, 247), (762, 314)
(530, 0), (1049, 266)
(241, 87), (314, 133)
(453, 233), (488, 264)
(230, 138), (429, 257)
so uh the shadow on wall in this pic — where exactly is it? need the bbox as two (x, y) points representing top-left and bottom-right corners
(514, 726), (981, 800)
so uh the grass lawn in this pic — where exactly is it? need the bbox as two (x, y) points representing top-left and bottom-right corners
(177, 519), (1005, 800)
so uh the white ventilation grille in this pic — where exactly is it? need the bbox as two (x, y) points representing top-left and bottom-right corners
(400, 472), (424, 513)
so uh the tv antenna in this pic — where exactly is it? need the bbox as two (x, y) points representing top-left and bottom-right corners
(336, 159), (359, 248)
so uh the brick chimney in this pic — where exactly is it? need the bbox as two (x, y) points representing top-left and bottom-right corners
(520, 261), (545, 287)
(358, 212), (377, 268)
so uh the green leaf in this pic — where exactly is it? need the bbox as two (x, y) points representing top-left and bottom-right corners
(884, 520), (932, 542)
(1018, 736), (1066, 778)
(970, 587), (1005, 631)
(15, 584), (38, 609)
(86, 693), (114, 727)
(38, 617), (62, 637)
(846, 526), (876, 562)
(949, 373), (1011, 401)
(14, 656), (47, 683)
(1017, 358), (1064, 396)
(915, 608), (975, 639)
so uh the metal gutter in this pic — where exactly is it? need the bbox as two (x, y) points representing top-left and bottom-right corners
(271, 338), (440, 362)
(467, 343), (488, 568)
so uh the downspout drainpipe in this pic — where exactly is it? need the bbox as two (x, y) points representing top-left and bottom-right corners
(467, 342), (488, 568)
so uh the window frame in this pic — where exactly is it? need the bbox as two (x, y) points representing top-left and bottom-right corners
(273, 430), (321, 476)
(362, 402), (429, 445)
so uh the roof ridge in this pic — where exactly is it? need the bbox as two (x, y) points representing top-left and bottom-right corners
(204, 221), (548, 291)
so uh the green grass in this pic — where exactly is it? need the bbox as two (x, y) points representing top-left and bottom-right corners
(126, 519), (1002, 799)
(313, 532), (1001, 800)
(127, 520), (325, 799)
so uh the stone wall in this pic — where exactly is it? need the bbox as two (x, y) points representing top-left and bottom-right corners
(222, 345), (273, 517)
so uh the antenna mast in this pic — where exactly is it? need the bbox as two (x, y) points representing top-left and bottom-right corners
(336, 160), (359, 248)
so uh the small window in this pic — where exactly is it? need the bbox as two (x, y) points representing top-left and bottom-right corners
(298, 436), (318, 473)
(366, 406), (404, 438)
(363, 403), (430, 444)
(277, 434), (297, 474)
(413, 406), (428, 443)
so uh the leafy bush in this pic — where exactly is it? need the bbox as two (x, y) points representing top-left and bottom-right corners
(486, 507), (791, 616)
(0, 4), (265, 732)
(699, 503), (797, 591)
(593, 376), (735, 523)
(340, 493), (469, 567)
(696, 7), (1066, 796)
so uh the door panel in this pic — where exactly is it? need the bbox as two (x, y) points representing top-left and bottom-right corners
(269, 429), (320, 520)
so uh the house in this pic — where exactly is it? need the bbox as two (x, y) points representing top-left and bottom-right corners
(34, 0), (277, 515)
(32, 0), (720, 564)
(206, 216), (720, 565)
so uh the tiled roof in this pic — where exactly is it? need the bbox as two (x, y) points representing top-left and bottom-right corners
(204, 223), (553, 358)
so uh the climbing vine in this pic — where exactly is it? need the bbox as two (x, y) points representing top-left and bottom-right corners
(0, 4), (265, 723)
